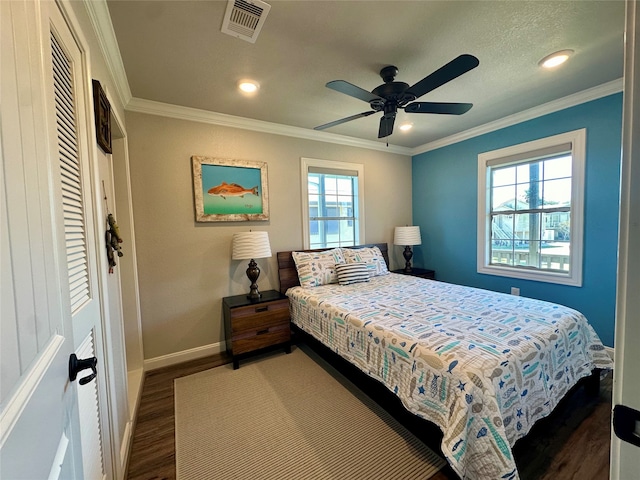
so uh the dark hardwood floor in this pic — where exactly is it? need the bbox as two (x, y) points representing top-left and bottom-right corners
(125, 344), (612, 480)
(125, 352), (231, 480)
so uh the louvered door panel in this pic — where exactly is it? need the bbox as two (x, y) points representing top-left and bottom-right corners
(51, 32), (89, 313)
(76, 331), (105, 480)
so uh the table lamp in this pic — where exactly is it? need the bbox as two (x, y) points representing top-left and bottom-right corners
(232, 231), (272, 299)
(394, 226), (422, 273)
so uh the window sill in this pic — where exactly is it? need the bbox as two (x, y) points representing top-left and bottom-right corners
(477, 264), (582, 287)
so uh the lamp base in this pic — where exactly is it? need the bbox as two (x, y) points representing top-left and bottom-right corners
(402, 245), (413, 273)
(246, 259), (262, 299)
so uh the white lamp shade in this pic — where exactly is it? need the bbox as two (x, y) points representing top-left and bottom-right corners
(232, 231), (272, 260)
(394, 226), (422, 246)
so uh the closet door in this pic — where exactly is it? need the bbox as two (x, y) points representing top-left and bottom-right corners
(44, 2), (111, 479)
(1, 0), (84, 477)
(0, 1), (110, 478)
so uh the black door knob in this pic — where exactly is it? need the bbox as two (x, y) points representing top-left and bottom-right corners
(69, 354), (97, 385)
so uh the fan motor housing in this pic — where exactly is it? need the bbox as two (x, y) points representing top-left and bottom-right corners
(371, 65), (416, 105)
(372, 82), (413, 104)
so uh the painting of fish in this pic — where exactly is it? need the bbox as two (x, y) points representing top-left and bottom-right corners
(191, 156), (269, 222)
(207, 182), (258, 199)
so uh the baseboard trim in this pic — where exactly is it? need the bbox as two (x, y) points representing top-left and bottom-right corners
(119, 421), (132, 472)
(144, 342), (226, 371)
(122, 369), (144, 480)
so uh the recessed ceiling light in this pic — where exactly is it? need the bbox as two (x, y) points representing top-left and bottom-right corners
(539, 49), (574, 69)
(399, 123), (413, 132)
(238, 80), (259, 93)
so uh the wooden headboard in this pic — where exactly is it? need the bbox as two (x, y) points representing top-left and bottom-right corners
(276, 243), (389, 294)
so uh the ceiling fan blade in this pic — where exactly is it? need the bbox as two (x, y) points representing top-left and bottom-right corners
(314, 111), (376, 131)
(405, 102), (473, 115)
(326, 80), (384, 103)
(405, 54), (479, 100)
(378, 115), (395, 138)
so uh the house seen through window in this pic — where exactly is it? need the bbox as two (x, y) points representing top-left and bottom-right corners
(477, 129), (586, 286)
(301, 158), (364, 249)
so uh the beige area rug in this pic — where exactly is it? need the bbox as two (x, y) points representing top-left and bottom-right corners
(174, 345), (447, 479)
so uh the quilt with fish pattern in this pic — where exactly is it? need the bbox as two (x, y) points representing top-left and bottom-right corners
(286, 274), (613, 480)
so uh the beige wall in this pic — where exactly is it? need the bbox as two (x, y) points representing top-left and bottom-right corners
(125, 111), (413, 360)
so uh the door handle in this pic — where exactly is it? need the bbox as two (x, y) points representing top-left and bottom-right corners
(613, 404), (640, 448)
(69, 354), (97, 385)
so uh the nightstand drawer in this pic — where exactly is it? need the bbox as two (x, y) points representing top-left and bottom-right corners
(222, 290), (292, 369)
(232, 323), (290, 354)
(229, 299), (289, 333)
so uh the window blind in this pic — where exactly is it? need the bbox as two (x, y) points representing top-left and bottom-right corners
(308, 166), (359, 177)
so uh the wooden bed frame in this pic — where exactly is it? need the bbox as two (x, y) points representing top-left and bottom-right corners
(276, 243), (389, 294)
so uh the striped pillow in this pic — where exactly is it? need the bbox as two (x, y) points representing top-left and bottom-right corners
(342, 246), (389, 277)
(335, 262), (370, 285)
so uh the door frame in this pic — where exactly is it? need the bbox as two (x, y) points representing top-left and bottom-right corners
(610, 0), (640, 477)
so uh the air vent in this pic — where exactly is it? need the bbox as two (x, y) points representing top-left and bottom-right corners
(221, 0), (271, 44)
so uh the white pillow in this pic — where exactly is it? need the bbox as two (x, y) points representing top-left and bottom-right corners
(342, 246), (389, 277)
(292, 248), (345, 288)
(335, 262), (370, 285)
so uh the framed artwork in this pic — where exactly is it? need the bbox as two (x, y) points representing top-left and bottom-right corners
(191, 156), (269, 222)
(92, 80), (112, 154)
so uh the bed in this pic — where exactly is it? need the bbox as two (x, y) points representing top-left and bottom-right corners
(277, 244), (613, 480)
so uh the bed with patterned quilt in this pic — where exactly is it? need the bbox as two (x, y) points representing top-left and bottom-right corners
(277, 244), (613, 480)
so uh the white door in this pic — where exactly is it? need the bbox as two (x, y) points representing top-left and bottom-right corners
(1, 1), (110, 478)
(610, 0), (640, 477)
(44, 3), (111, 478)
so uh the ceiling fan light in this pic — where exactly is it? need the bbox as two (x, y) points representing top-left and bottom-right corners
(399, 123), (413, 131)
(539, 49), (574, 69)
(238, 80), (259, 93)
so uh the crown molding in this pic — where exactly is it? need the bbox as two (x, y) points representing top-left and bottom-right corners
(127, 78), (621, 159)
(84, 0), (132, 107)
(410, 78), (624, 156)
(126, 98), (413, 156)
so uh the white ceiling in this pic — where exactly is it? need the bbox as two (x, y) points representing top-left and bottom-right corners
(105, 0), (625, 151)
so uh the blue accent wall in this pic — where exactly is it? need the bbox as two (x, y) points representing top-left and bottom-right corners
(411, 93), (622, 346)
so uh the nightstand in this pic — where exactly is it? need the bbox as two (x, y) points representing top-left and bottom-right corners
(391, 267), (435, 280)
(223, 290), (291, 369)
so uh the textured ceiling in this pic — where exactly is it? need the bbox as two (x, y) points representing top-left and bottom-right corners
(106, 0), (625, 150)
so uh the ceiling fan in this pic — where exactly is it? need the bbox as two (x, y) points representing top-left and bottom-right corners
(315, 54), (480, 139)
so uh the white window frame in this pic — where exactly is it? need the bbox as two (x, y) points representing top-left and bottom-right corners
(477, 128), (586, 286)
(301, 157), (365, 249)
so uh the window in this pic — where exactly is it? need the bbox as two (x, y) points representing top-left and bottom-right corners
(477, 129), (586, 286)
(301, 158), (364, 249)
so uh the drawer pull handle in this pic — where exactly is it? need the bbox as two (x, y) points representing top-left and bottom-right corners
(256, 328), (269, 335)
(255, 306), (268, 312)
